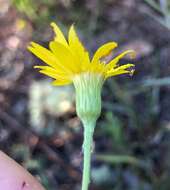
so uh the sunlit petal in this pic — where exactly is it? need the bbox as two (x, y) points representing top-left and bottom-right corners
(106, 50), (136, 70)
(28, 23), (135, 87)
(106, 63), (134, 78)
(91, 42), (117, 65)
(49, 41), (79, 73)
(69, 25), (88, 57)
(51, 22), (68, 46)
(51, 79), (72, 86)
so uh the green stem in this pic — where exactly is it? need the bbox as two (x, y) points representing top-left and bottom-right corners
(81, 120), (95, 190)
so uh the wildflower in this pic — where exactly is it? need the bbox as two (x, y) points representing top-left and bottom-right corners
(28, 22), (135, 190)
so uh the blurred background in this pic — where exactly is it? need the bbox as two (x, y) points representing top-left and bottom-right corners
(0, 0), (170, 189)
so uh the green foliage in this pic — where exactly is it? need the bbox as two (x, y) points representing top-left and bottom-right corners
(95, 154), (140, 166)
(100, 112), (124, 146)
(12, 0), (57, 22)
(144, 0), (170, 29)
(12, 0), (36, 19)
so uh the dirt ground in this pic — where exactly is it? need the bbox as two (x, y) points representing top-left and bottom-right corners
(0, 0), (170, 190)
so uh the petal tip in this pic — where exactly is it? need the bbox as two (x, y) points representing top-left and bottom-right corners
(50, 22), (56, 28)
(27, 41), (35, 49)
(112, 41), (118, 47)
(34, 66), (40, 69)
(129, 50), (136, 59)
(129, 69), (135, 76)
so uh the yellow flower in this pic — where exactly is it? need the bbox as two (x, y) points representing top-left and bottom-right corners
(28, 22), (136, 124)
(28, 22), (135, 87)
(28, 23), (136, 190)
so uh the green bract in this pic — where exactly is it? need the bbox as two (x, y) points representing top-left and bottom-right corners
(73, 73), (104, 125)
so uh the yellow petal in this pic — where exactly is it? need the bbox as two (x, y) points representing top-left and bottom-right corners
(109, 63), (134, 71)
(106, 70), (130, 78)
(106, 63), (134, 78)
(51, 79), (72, 86)
(68, 24), (90, 66)
(50, 22), (68, 46)
(35, 66), (68, 80)
(28, 42), (71, 74)
(34, 65), (65, 75)
(81, 51), (91, 71)
(106, 50), (136, 70)
(49, 41), (79, 73)
(91, 42), (118, 65)
(39, 70), (67, 80)
(39, 70), (59, 79)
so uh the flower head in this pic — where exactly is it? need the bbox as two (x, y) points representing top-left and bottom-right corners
(28, 23), (135, 123)
(28, 22), (135, 85)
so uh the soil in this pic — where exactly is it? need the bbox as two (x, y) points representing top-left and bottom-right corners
(0, 0), (170, 190)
